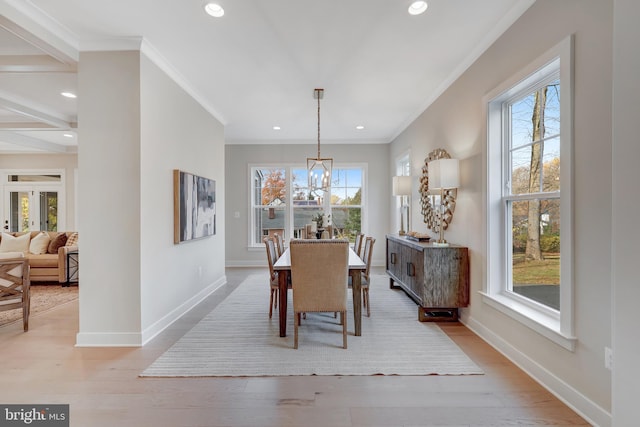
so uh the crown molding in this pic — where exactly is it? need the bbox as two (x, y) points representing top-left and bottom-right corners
(139, 39), (227, 126)
(388, 0), (537, 143)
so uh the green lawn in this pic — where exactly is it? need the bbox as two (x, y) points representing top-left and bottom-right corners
(512, 253), (560, 285)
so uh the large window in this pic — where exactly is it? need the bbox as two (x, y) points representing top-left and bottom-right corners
(484, 37), (575, 350)
(250, 165), (365, 246)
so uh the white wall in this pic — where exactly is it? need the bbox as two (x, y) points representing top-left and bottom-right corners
(76, 50), (142, 346)
(0, 154), (78, 230)
(611, 0), (640, 425)
(76, 50), (225, 346)
(225, 143), (390, 267)
(139, 53), (225, 341)
(390, 1), (613, 425)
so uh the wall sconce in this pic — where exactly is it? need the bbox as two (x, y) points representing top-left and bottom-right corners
(427, 158), (459, 245)
(392, 175), (412, 235)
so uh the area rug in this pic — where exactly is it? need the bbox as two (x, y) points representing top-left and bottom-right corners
(141, 274), (483, 377)
(0, 284), (78, 328)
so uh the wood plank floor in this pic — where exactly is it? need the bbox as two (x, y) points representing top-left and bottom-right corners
(0, 268), (590, 427)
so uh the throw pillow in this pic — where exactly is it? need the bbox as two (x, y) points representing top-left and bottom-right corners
(0, 232), (31, 253)
(48, 233), (68, 254)
(29, 231), (51, 255)
(66, 232), (78, 247)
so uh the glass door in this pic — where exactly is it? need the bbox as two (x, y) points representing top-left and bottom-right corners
(4, 187), (59, 232)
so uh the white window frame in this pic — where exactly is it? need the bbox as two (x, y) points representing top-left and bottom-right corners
(248, 163), (367, 248)
(482, 36), (576, 351)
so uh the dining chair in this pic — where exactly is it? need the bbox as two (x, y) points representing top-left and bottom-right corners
(353, 233), (364, 258)
(0, 252), (31, 331)
(360, 237), (376, 317)
(289, 239), (349, 349)
(273, 233), (285, 257)
(263, 237), (280, 318)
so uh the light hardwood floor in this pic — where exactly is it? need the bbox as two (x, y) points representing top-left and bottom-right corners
(0, 268), (589, 427)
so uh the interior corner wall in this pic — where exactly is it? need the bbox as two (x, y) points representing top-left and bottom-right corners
(76, 50), (142, 346)
(390, 1), (613, 425)
(139, 53), (225, 343)
(0, 154), (78, 230)
(611, 0), (640, 425)
(225, 143), (389, 267)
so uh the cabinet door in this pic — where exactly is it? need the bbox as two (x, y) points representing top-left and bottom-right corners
(401, 245), (423, 301)
(386, 238), (402, 281)
(423, 247), (469, 307)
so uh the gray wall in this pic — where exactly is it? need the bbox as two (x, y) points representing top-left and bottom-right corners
(611, 0), (640, 425)
(225, 143), (389, 267)
(390, 1), (613, 425)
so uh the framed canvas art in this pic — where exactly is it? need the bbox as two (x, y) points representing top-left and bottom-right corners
(174, 169), (216, 244)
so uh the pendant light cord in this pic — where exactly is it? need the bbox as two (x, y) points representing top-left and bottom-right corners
(316, 88), (321, 160)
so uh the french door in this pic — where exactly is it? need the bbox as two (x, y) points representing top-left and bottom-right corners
(3, 186), (60, 232)
(1, 170), (65, 233)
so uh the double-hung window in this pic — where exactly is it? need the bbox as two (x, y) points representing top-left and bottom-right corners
(250, 165), (365, 247)
(484, 36), (575, 350)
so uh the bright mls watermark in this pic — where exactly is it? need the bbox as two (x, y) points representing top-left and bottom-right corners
(0, 405), (69, 426)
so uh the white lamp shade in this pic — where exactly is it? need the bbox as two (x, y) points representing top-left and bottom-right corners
(392, 176), (412, 196)
(428, 158), (459, 190)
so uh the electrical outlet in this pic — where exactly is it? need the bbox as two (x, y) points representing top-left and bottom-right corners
(198, 266), (203, 277)
(234, 211), (240, 218)
(604, 347), (613, 371)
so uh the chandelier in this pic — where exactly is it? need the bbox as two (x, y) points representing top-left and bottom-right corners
(307, 88), (333, 196)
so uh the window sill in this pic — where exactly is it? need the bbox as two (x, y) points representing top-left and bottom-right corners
(479, 291), (576, 351)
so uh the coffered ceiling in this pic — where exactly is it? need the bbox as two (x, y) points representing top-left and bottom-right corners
(0, 0), (534, 154)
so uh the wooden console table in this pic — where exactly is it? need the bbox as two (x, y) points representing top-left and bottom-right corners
(386, 234), (469, 321)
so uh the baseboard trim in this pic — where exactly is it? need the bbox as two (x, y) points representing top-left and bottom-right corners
(140, 275), (227, 345)
(75, 276), (227, 347)
(463, 315), (611, 427)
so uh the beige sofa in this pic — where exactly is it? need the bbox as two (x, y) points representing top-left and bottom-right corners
(0, 231), (78, 283)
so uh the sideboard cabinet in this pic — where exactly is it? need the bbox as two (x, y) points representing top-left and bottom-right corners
(386, 234), (469, 321)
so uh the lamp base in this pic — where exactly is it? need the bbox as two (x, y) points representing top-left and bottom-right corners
(432, 240), (450, 247)
(398, 230), (406, 236)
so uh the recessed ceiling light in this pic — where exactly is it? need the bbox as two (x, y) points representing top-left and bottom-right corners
(408, 1), (428, 15)
(63, 133), (74, 138)
(273, 126), (281, 131)
(61, 92), (77, 98)
(356, 125), (365, 130)
(204, 3), (224, 17)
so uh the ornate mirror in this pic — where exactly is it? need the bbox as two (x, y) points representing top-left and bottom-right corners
(419, 148), (458, 233)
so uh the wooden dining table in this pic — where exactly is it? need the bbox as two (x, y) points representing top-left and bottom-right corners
(273, 246), (366, 337)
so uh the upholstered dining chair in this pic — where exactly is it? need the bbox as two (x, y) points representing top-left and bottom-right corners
(353, 233), (364, 258)
(289, 239), (349, 349)
(0, 252), (31, 331)
(263, 237), (280, 318)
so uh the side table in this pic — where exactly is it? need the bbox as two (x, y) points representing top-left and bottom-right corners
(65, 249), (79, 287)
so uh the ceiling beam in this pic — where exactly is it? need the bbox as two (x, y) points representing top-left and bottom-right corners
(0, 130), (70, 153)
(0, 96), (72, 129)
(0, 55), (76, 73)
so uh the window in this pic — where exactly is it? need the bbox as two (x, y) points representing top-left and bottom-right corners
(484, 36), (575, 350)
(329, 168), (363, 240)
(251, 167), (287, 245)
(250, 165), (365, 246)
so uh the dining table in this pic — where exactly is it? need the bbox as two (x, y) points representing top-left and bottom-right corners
(273, 246), (366, 337)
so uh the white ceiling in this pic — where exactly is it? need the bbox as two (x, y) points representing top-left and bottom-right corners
(0, 0), (534, 154)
